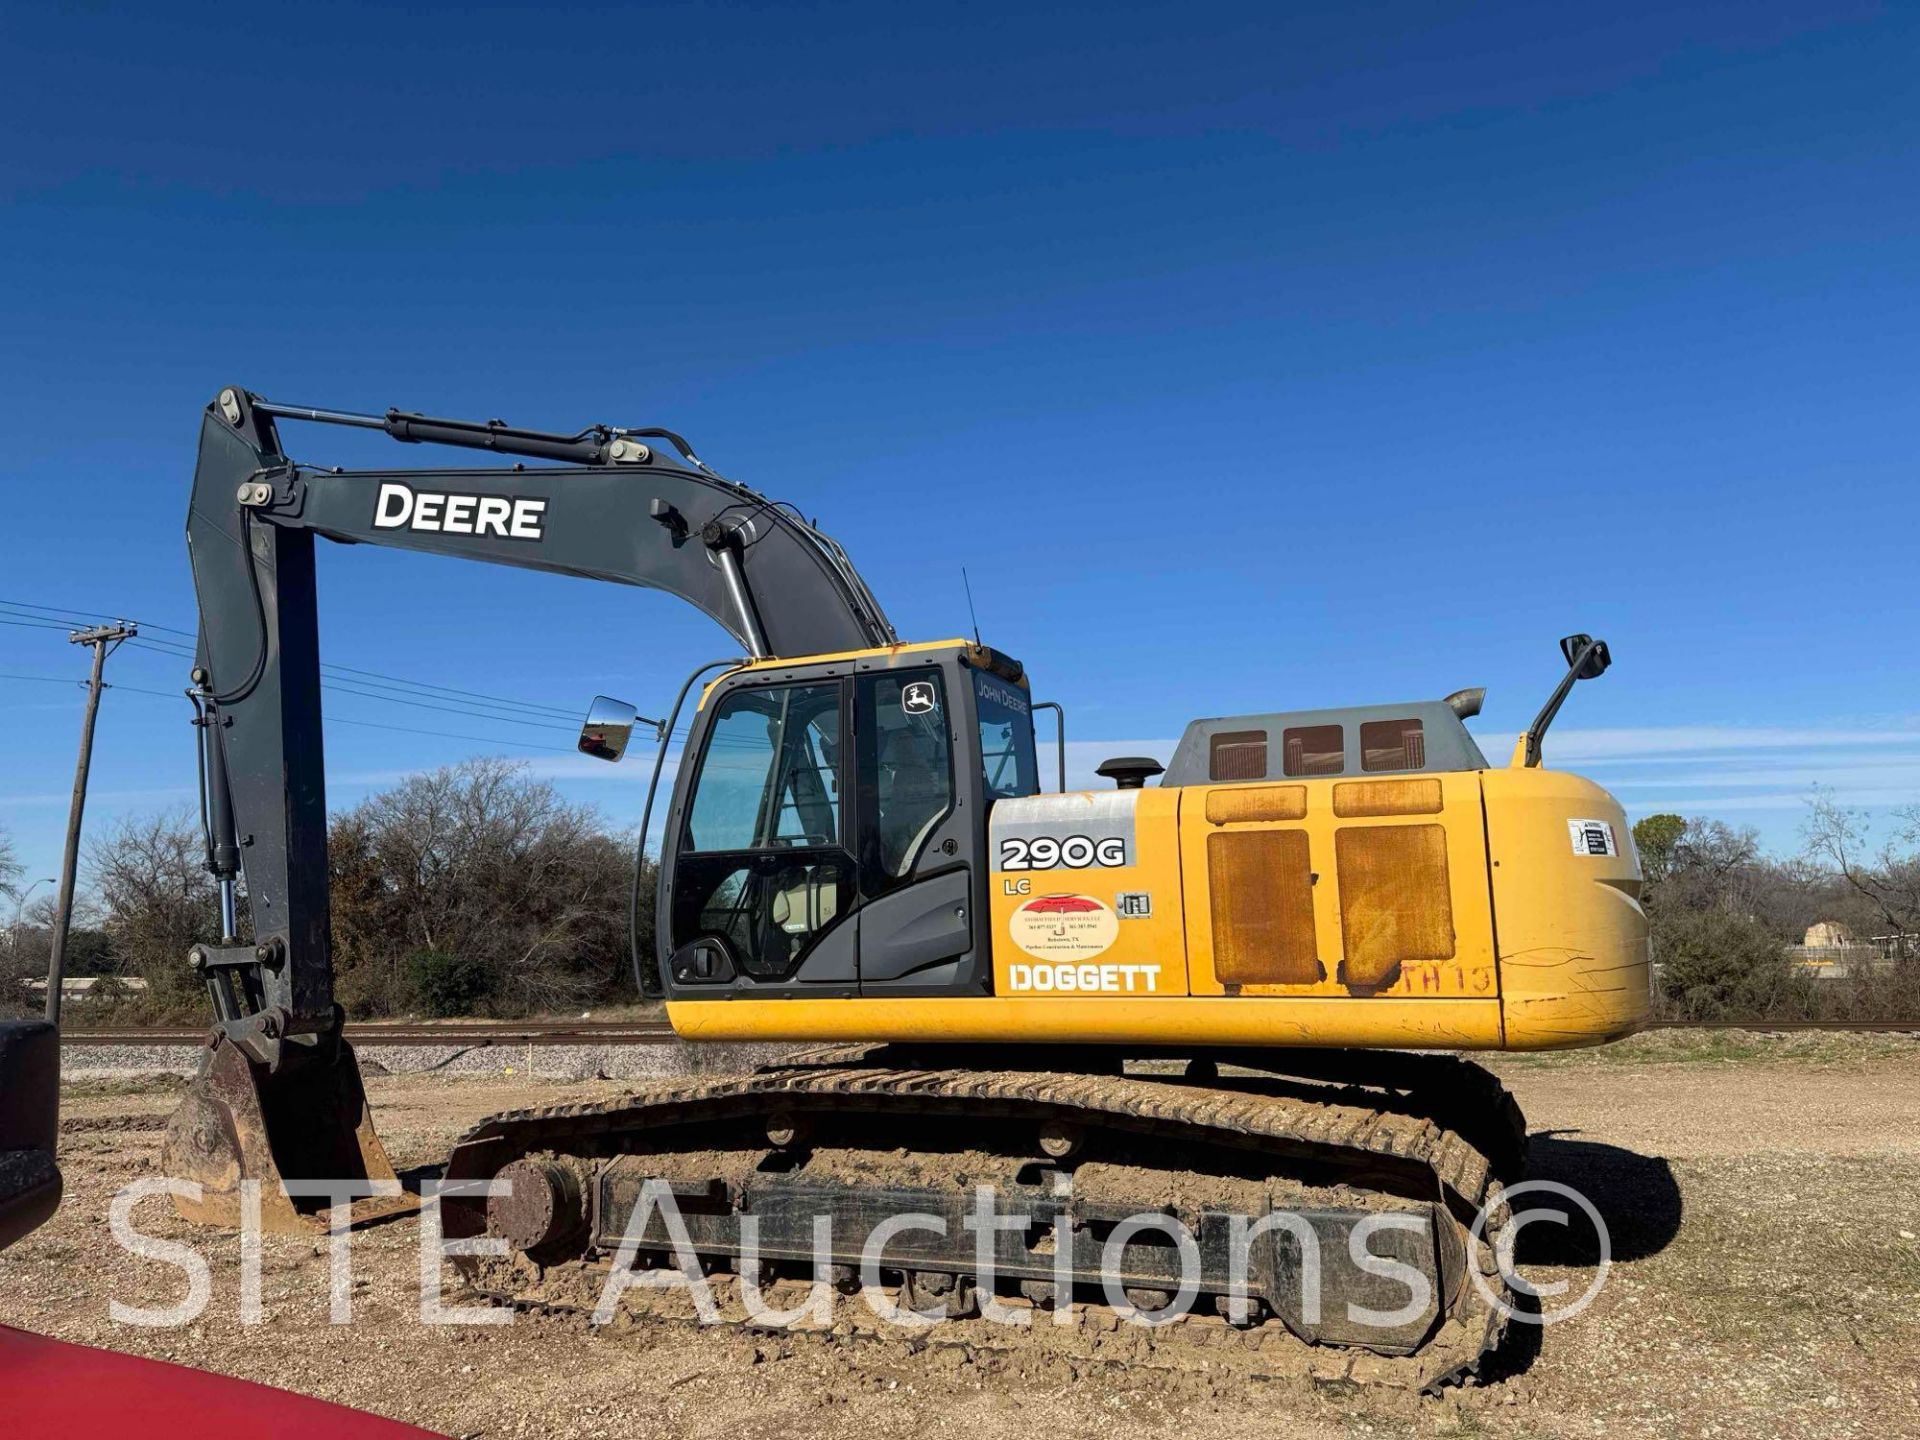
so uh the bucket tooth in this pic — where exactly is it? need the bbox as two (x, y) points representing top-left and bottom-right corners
(162, 1034), (416, 1233)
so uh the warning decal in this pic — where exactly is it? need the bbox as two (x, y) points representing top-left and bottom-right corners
(1569, 819), (1618, 857)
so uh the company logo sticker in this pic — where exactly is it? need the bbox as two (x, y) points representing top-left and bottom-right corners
(1009, 893), (1120, 960)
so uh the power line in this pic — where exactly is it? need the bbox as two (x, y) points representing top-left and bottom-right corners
(310, 661), (582, 719)
(0, 598), (180, 635)
(2, 593), (639, 753)
(37, 607), (586, 723)
(125, 633), (580, 721)
(0, 674), (581, 754)
(117, 639), (577, 733)
(323, 715), (579, 754)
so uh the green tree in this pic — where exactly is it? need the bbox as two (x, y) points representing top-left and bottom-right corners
(1632, 814), (1687, 884)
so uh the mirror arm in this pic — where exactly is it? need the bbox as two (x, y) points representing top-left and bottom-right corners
(1519, 637), (1603, 768)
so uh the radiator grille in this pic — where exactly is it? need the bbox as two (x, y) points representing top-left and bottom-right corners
(1334, 824), (1455, 992)
(1207, 829), (1320, 986)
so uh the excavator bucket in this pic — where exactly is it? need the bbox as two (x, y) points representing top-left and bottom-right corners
(162, 1034), (416, 1233)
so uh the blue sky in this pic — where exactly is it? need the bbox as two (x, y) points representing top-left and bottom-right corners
(3, 0), (1917, 890)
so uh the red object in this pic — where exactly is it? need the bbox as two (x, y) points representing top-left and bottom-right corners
(0, 1325), (444, 1437)
(1023, 895), (1102, 914)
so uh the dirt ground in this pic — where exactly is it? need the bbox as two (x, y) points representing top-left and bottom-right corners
(5, 1031), (1918, 1440)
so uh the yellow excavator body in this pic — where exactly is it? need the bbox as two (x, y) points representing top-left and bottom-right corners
(670, 708), (1647, 1052)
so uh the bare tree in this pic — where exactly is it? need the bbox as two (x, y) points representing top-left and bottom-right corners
(0, 823), (21, 902)
(1802, 794), (1920, 952)
(331, 758), (636, 1016)
(86, 808), (221, 1016)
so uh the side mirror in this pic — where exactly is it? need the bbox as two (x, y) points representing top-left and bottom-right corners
(1518, 633), (1614, 768)
(578, 695), (640, 762)
(1559, 634), (1611, 680)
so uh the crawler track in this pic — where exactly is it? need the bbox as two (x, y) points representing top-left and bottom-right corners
(441, 1049), (1526, 1393)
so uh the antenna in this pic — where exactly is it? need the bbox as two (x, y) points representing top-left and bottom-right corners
(961, 567), (983, 645)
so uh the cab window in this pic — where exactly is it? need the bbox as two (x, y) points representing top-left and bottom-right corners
(685, 682), (841, 851)
(860, 671), (954, 878)
(675, 680), (848, 981)
(973, 671), (1038, 802)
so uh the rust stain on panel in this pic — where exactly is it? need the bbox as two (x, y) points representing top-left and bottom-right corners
(1335, 824), (1455, 992)
(1333, 778), (1444, 818)
(1208, 829), (1321, 985)
(1205, 785), (1309, 825)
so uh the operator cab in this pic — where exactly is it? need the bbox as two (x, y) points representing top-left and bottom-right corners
(654, 643), (1039, 1001)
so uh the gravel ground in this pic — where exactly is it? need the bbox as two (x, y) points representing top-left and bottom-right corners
(6, 1030), (1919, 1439)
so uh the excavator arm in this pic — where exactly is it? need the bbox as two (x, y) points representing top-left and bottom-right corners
(166, 387), (894, 1228)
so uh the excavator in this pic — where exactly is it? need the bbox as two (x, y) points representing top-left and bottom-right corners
(162, 386), (1648, 1392)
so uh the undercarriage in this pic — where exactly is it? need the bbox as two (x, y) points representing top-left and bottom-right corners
(441, 1048), (1526, 1393)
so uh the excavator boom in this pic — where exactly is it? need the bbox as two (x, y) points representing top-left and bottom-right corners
(169, 387), (894, 1226)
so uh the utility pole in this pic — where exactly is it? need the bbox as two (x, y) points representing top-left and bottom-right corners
(46, 622), (135, 1026)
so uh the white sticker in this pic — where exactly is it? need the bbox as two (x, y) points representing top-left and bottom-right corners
(1569, 819), (1618, 857)
(1009, 894), (1120, 959)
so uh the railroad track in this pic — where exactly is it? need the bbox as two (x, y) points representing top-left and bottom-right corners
(57, 1017), (1920, 1046)
(60, 1019), (679, 1047)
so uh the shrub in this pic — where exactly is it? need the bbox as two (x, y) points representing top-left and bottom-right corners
(1654, 908), (1809, 1021)
(406, 950), (489, 1018)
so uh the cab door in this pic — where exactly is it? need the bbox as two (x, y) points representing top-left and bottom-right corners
(851, 666), (977, 993)
(665, 678), (857, 989)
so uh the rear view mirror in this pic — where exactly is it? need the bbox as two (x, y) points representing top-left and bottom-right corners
(578, 695), (640, 762)
(1519, 633), (1615, 767)
(1559, 633), (1611, 680)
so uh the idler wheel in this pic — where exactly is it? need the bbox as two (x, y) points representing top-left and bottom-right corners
(488, 1158), (584, 1253)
